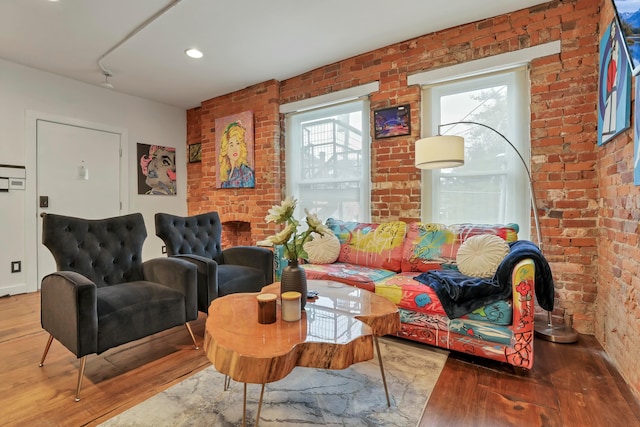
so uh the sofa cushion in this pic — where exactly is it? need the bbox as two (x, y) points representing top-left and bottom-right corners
(448, 223), (519, 255)
(400, 222), (455, 272)
(302, 262), (396, 292)
(456, 234), (510, 278)
(325, 218), (406, 272)
(375, 273), (512, 327)
(375, 272), (446, 314)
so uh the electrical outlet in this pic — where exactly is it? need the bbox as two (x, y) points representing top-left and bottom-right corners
(161, 245), (167, 254)
(11, 261), (21, 273)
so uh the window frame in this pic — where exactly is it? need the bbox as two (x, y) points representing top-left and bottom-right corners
(285, 98), (371, 222)
(420, 67), (532, 239)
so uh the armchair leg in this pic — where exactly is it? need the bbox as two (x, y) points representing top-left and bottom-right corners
(39, 334), (54, 367)
(185, 323), (199, 350)
(75, 356), (87, 402)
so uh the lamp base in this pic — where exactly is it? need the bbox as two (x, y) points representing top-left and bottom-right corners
(534, 318), (579, 343)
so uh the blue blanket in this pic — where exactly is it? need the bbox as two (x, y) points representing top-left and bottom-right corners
(496, 240), (554, 311)
(414, 240), (554, 319)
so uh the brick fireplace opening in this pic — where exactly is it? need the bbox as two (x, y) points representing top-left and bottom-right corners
(221, 220), (252, 247)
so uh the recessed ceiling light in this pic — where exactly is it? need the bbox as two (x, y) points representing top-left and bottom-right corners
(185, 48), (203, 59)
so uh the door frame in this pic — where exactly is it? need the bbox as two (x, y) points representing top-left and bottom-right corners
(25, 110), (129, 293)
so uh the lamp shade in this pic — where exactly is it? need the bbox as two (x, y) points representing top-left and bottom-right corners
(414, 135), (465, 169)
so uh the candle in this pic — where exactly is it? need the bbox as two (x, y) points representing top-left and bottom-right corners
(257, 293), (277, 324)
(281, 291), (301, 322)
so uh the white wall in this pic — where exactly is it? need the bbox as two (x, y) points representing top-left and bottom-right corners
(0, 58), (188, 296)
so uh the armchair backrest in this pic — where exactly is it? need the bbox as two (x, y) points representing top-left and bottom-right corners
(42, 213), (147, 287)
(155, 212), (223, 262)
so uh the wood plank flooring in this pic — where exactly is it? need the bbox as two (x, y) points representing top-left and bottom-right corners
(1, 292), (639, 426)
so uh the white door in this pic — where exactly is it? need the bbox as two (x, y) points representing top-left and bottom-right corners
(36, 120), (122, 285)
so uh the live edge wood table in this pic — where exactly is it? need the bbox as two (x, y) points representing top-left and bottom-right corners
(203, 279), (401, 427)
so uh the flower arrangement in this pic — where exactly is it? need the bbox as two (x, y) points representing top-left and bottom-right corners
(265, 196), (332, 262)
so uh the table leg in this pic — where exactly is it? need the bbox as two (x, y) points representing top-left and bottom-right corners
(224, 375), (231, 391)
(374, 336), (391, 407)
(242, 383), (247, 427)
(256, 383), (265, 427)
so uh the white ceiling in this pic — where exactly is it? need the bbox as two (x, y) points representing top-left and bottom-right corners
(0, 0), (551, 110)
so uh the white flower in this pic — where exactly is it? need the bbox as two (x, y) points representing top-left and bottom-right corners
(266, 223), (296, 245)
(305, 210), (332, 236)
(265, 196), (296, 224)
(265, 198), (332, 261)
(315, 222), (332, 236)
(305, 210), (322, 229)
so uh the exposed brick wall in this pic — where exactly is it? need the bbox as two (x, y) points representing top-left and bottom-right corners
(529, 0), (601, 331)
(186, 107), (203, 205)
(595, 0), (640, 401)
(186, 0), (640, 397)
(187, 80), (282, 245)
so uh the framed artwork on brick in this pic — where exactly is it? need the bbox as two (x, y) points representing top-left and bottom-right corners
(598, 17), (631, 146)
(215, 111), (255, 188)
(612, 0), (640, 76)
(635, 77), (640, 185)
(188, 143), (201, 163)
(374, 104), (410, 139)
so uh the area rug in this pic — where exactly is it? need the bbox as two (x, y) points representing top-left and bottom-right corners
(100, 337), (448, 427)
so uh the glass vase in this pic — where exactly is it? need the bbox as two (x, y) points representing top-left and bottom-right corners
(280, 259), (307, 309)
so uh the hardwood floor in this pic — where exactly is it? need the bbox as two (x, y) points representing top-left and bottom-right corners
(2, 292), (639, 427)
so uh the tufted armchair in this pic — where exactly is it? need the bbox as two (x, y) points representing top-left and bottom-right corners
(38, 213), (199, 401)
(155, 212), (274, 313)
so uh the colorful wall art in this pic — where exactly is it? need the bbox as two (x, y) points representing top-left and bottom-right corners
(215, 111), (255, 188)
(598, 17), (632, 146)
(137, 143), (177, 195)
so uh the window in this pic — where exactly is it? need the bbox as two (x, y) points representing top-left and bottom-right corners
(286, 99), (370, 222)
(421, 68), (531, 238)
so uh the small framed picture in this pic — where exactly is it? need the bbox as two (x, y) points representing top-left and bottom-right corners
(188, 143), (202, 163)
(374, 104), (411, 139)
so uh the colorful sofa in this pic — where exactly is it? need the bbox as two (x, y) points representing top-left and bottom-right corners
(300, 219), (539, 370)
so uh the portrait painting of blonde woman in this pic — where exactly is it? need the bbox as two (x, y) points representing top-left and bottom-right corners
(215, 111), (255, 188)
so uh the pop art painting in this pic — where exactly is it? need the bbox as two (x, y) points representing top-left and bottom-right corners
(137, 143), (177, 195)
(598, 17), (631, 146)
(215, 111), (255, 188)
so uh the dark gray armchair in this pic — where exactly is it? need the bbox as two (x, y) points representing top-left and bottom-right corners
(155, 212), (274, 313)
(38, 213), (199, 401)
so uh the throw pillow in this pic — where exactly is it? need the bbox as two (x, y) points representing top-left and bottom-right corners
(456, 234), (510, 278)
(304, 233), (341, 264)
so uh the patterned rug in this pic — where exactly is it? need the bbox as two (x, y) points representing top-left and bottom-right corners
(100, 337), (448, 427)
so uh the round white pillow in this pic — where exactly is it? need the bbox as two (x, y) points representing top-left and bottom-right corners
(304, 233), (341, 264)
(456, 234), (510, 278)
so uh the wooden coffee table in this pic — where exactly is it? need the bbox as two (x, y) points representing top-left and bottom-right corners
(203, 279), (400, 426)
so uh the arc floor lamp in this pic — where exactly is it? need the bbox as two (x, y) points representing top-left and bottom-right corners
(415, 121), (578, 343)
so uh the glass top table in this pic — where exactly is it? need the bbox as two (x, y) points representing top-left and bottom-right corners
(203, 279), (400, 426)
